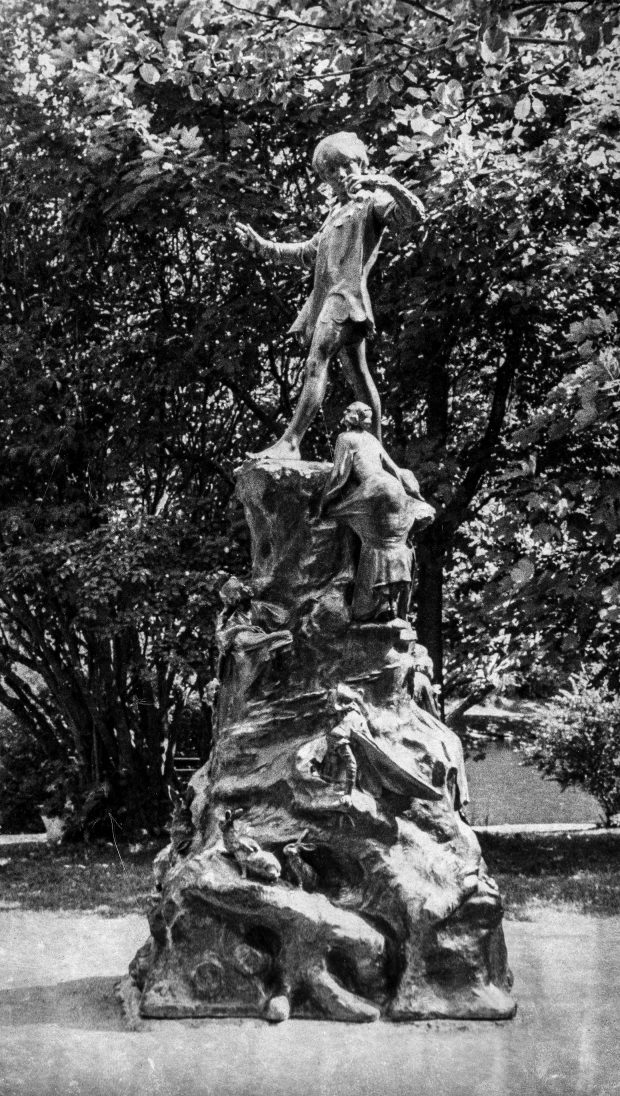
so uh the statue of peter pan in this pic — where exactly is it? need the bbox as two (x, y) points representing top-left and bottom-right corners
(236, 131), (424, 460)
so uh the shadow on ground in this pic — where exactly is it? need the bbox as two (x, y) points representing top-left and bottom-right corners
(0, 977), (125, 1031)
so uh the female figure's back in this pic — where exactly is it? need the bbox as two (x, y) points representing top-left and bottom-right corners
(319, 403), (434, 621)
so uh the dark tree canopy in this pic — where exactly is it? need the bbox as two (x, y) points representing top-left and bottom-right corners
(0, 0), (618, 830)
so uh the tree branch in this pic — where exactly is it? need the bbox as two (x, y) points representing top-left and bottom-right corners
(459, 57), (568, 112)
(219, 0), (345, 32)
(398, 0), (453, 25)
(445, 683), (495, 730)
(512, 33), (572, 45)
(441, 336), (521, 535)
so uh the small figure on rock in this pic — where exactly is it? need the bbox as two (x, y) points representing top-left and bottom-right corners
(169, 784), (196, 857)
(205, 676), (220, 732)
(408, 643), (441, 718)
(314, 722), (359, 806)
(318, 402), (434, 622)
(310, 685), (372, 807)
(216, 577), (293, 707)
(301, 684), (441, 817)
(296, 685), (371, 818)
(219, 808), (281, 883)
(235, 131), (424, 460)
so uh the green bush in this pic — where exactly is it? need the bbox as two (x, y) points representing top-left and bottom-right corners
(524, 678), (620, 826)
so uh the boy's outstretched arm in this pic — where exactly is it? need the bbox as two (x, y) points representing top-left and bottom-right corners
(235, 222), (319, 267)
(346, 173), (425, 230)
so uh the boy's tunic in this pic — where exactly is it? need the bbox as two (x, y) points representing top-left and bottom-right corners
(265, 188), (408, 346)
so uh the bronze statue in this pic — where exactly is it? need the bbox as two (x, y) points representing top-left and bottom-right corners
(235, 132), (424, 460)
(303, 684), (442, 814)
(213, 577), (293, 723)
(216, 576), (292, 678)
(312, 704), (361, 807)
(131, 458), (515, 1025)
(282, 831), (318, 891)
(219, 808), (281, 883)
(318, 402), (434, 622)
(409, 642), (441, 718)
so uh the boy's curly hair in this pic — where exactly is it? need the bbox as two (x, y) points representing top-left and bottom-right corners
(312, 132), (369, 177)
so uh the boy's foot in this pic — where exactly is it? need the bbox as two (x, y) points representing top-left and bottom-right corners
(247, 438), (301, 461)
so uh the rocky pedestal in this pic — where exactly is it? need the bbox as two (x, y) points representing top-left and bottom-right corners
(125, 460), (515, 1023)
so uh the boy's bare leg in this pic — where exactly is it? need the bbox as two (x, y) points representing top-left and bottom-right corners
(249, 323), (338, 460)
(338, 340), (382, 443)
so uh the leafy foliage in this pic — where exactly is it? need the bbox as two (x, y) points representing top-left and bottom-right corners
(0, 709), (77, 833)
(447, 312), (620, 696)
(0, 0), (619, 828)
(524, 678), (620, 825)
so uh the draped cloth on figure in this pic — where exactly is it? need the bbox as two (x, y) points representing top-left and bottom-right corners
(326, 471), (416, 620)
(321, 431), (434, 621)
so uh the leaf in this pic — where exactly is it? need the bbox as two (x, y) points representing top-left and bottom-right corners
(575, 405), (598, 429)
(176, 4), (201, 33)
(531, 523), (557, 545)
(193, 54), (211, 75)
(139, 63), (160, 85)
(510, 559), (535, 586)
(585, 148), (607, 168)
(439, 78), (464, 115)
(601, 584), (620, 605)
(568, 321), (586, 344)
(179, 125), (203, 149)
(577, 341), (594, 360)
(600, 605), (620, 624)
(579, 11), (603, 56)
(409, 115), (443, 138)
(514, 96), (531, 121)
(391, 149), (417, 163)
(480, 27), (510, 64)
(499, 13), (519, 35)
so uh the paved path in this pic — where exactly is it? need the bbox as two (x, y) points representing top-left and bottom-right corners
(0, 910), (618, 1096)
(475, 822), (604, 834)
(0, 834), (47, 848)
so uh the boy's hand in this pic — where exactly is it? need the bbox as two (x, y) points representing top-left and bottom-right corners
(345, 170), (393, 194)
(346, 173), (425, 217)
(235, 222), (263, 254)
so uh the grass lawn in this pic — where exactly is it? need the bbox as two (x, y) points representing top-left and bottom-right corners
(0, 842), (158, 915)
(495, 870), (620, 918)
(1, 841), (619, 918)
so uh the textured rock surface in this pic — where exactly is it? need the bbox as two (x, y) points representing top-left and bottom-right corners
(129, 459), (515, 1022)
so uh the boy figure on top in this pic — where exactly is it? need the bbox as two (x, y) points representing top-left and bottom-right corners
(235, 131), (424, 461)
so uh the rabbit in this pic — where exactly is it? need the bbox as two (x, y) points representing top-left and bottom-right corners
(283, 830), (318, 891)
(219, 809), (281, 883)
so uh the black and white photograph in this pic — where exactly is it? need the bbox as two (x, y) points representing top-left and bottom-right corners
(0, 1), (618, 1093)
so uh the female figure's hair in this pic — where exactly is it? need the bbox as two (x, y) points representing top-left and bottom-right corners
(343, 401), (373, 430)
(219, 576), (252, 606)
(312, 132), (369, 178)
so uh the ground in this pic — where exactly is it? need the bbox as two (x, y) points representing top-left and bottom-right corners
(0, 841), (619, 1096)
(0, 909), (618, 1096)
